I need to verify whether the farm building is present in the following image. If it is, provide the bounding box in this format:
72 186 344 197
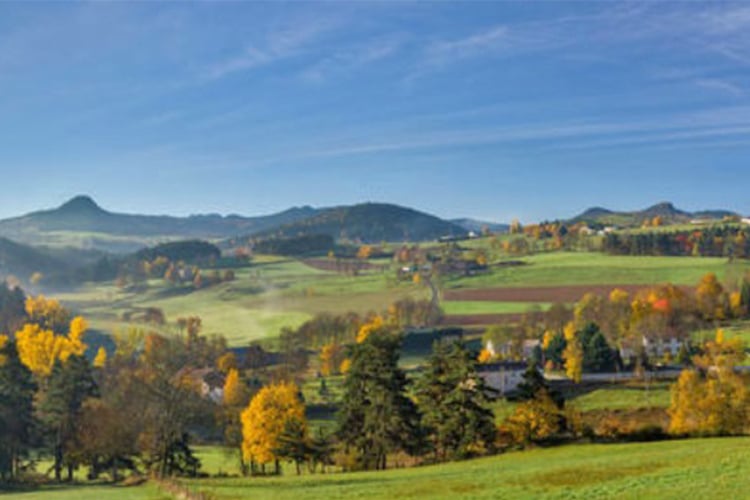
619 336 683 361
485 339 540 360
177 368 226 404
477 361 528 395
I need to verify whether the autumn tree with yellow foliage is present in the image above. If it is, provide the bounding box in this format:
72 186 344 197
220 368 251 472
562 322 582 383
93 347 107 368
477 347 494 364
502 390 564 445
15 311 88 379
319 342 344 376
356 315 385 343
240 381 306 474
24 295 71 334
668 330 749 436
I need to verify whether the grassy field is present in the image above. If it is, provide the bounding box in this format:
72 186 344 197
55 258 425 346
445 252 750 289
571 383 672 411
487 382 673 422
181 437 750 499
442 301 552 315
52 251 750 346
0 483 167 500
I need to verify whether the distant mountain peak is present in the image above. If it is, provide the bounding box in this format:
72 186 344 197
569 201 737 227
642 201 687 217
57 195 105 214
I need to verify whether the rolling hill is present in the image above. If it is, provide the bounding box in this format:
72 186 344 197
569 202 741 227
248 203 466 244
0 237 68 281
0 196 469 254
450 218 509 234
0 196 320 253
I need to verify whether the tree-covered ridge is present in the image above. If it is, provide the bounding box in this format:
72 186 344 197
569 201 741 227
252 234 335 257
252 202 466 243
0 196 319 252
0 197 472 254
603 225 750 257
0 237 67 280
134 240 221 264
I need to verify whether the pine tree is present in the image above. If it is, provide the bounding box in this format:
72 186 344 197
740 277 750 318
415 341 496 461
0 340 36 483
39 355 98 482
308 428 334 474
583 330 615 373
273 418 310 475
337 330 423 470
543 332 566 367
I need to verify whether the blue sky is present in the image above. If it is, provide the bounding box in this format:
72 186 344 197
1 2 749 222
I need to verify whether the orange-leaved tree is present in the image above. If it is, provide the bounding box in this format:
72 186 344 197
240 381 306 473
668 329 749 435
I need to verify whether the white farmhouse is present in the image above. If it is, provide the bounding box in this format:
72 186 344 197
485 339 540 360
619 336 683 360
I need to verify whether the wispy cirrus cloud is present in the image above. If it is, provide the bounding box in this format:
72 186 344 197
273 104 750 162
695 78 744 97
300 34 404 83
203 17 339 80
424 25 509 65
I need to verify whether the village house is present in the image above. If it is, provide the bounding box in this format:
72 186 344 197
619 336 683 361
477 361 528 395
176 367 226 404
485 339 540 360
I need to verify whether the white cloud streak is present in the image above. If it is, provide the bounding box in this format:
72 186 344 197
279 105 750 161
203 17 339 80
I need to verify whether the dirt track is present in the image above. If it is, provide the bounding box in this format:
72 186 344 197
443 284 689 303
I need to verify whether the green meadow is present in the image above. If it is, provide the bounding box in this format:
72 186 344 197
445 251 750 289
0 483 167 500
441 301 552 315
53 251 750 347
180 437 750 500
56 258 425 346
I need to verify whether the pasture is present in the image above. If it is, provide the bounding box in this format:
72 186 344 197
53 251 750 345
444 252 750 289
181 437 750 499
0 483 166 500
55 257 425 346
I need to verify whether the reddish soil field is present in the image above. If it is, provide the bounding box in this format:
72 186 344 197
443 284 690 303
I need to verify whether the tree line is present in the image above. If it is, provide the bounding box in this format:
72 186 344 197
0 287 226 484
602 226 750 258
